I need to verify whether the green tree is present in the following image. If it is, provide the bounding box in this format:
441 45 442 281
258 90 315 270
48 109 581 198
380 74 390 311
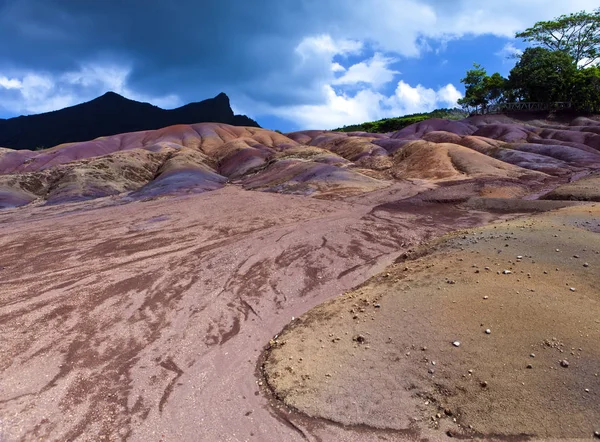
508 47 576 102
571 67 600 112
458 64 507 112
516 9 600 67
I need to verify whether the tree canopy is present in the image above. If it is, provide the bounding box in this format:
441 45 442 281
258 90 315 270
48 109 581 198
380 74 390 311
507 47 576 102
457 65 507 113
515 9 600 67
458 8 600 114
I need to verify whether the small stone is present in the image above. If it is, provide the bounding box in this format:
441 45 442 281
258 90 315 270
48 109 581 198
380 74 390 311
560 360 570 368
353 334 366 344
556 249 560 252
594 430 600 439
526 364 533 369
570 287 576 292
374 303 381 308
573 255 580 258
585 388 590 393
485 329 491 335
517 255 523 259
468 369 473 374
503 270 512 274
583 263 589 267
453 341 461 347
428 368 435 374
530 353 535 358
480 381 488 388
483 296 489 300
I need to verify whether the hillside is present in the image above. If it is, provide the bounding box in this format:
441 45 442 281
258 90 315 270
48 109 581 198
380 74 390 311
0 92 260 150
334 108 468 133
1 113 600 441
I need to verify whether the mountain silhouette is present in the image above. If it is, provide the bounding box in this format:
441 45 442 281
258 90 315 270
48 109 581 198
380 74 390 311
0 92 260 150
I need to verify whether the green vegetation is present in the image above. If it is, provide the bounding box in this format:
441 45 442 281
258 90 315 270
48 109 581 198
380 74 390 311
516 10 600 67
459 8 600 114
334 108 468 133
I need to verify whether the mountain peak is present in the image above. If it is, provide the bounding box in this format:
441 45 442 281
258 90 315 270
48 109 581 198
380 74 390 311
0 91 260 150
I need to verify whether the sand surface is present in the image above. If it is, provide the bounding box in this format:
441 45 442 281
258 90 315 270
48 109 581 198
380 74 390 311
0 182 534 441
264 204 600 441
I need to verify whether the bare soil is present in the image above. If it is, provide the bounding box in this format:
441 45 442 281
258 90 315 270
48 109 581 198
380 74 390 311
263 204 600 441
0 182 528 442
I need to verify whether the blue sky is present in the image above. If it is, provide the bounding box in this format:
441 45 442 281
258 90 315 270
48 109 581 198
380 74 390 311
0 0 597 132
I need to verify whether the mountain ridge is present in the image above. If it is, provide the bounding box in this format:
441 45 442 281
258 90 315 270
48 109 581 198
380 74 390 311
0 92 260 150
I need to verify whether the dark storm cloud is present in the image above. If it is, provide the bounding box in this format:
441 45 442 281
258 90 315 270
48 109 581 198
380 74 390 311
0 0 337 106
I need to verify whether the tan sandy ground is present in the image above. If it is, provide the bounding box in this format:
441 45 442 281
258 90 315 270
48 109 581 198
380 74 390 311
263 204 600 441
543 172 600 202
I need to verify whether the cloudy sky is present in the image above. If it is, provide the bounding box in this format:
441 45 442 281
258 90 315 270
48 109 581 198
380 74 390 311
0 1 597 131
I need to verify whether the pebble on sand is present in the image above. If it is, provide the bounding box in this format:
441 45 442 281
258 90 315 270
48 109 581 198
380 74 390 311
485 329 491 335
560 360 570 368
453 341 461 347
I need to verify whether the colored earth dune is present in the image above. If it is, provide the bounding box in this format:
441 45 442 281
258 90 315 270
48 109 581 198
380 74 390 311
0 113 599 441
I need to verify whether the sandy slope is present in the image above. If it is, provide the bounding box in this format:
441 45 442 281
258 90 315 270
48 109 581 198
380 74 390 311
263 204 600 440
0 181 533 442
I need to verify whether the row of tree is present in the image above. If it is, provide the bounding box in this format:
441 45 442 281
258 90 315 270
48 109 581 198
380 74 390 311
459 9 600 114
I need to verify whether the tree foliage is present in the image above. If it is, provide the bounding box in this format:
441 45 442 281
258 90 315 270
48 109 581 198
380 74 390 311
458 8 600 114
507 47 576 102
515 9 600 67
571 67 600 112
457 65 507 112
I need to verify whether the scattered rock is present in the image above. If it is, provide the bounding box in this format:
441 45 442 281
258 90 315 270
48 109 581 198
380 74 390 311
485 329 491 335
453 341 461 347
353 334 366 344
503 270 512 274
480 381 488 388
560 360 570 368
570 287 576 292
526 364 533 369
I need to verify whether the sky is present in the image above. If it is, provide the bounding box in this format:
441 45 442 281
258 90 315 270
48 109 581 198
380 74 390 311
0 0 598 132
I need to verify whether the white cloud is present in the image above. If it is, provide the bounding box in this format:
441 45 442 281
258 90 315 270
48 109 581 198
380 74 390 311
496 42 523 61
265 80 462 130
437 84 463 107
295 35 363 60
0 76 22 89
0 64 181 115
333 53 400 88
331 62 346 73
324 0 600 56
